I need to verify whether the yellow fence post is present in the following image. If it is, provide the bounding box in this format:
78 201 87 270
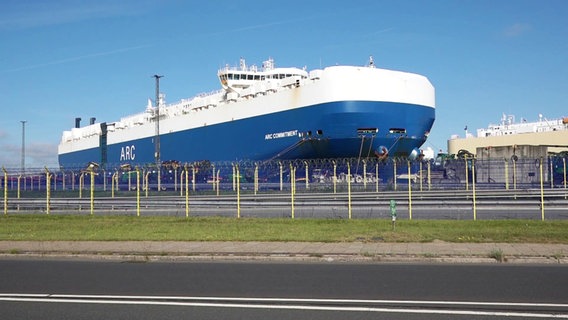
347 161 352 219
236 165 241 219
80 172 85 199
464 157 469 191
504 158 509 190
185 164 189 218
89 168 95 216
192 165 196 192
212 164 216 191
393 160 397 191
145 171 150 198
472 159 477 221
174 166 178 192
136 166 140 217
563 158 567 200
111 172 117 198
419 160 423 192
44 167 51 215
304 161 309 190
17 175 21 199
363 160 367 190
539 157 545 221
375 162 379 193
333 161 337 194
279 161 283 192
2 167 7 215
513 157 517 191
407 160 412 220
216 169 220 196
290 164 295 219
254 163 258 195
427 160 431 191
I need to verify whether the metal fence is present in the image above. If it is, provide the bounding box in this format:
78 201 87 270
1 156 567 219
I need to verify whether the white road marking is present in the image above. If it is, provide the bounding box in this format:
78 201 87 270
0 294 567 318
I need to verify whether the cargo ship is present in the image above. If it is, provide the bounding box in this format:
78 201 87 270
58 57 436 169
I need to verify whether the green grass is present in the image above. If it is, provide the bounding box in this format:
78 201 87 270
1 215 567 243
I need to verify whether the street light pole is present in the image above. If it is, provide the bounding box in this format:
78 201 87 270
21 120 26 175
153 75 163 191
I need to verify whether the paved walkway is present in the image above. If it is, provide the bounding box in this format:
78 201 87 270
1 241 567 263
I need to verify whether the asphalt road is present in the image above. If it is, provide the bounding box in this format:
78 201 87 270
1 259 567 319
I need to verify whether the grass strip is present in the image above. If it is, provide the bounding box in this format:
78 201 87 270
0 215 567 243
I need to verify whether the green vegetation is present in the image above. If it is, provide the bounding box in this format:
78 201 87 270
0 215 567 243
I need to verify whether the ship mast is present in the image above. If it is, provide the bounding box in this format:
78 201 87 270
153 74 163 191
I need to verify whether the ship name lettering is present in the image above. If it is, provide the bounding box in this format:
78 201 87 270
265 130 298 140
120 145 136 161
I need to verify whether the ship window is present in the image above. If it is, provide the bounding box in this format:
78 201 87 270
254 75 260 80
261 75 265 80
317 129 323 135
228 74 233 80
248 74 253 80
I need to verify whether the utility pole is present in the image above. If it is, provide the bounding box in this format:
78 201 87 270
21 120 26 175
153 75 163 191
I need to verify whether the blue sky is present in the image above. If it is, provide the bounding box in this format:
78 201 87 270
1 0 567 168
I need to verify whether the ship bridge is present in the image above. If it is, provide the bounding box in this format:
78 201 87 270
218 57 308 93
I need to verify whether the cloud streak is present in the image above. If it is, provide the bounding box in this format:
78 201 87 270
0 0 157 30
1 44 153 73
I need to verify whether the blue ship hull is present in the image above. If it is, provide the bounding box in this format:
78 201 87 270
58 100 434 169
